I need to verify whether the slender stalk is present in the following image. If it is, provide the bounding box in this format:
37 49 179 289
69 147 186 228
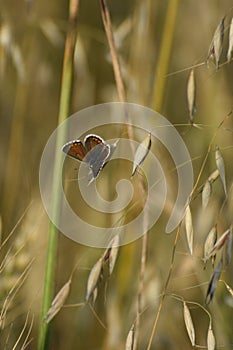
99 2 149 349
151 0 180 112
100 0 126 103
37 1 80 349
147 225 180 350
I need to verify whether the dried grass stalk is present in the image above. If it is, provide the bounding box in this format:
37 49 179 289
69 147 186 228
183 302 195 346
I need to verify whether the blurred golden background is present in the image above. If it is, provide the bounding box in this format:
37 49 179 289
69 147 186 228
0 0 233 349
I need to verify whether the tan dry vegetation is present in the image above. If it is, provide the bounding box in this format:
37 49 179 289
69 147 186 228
0 1 233 349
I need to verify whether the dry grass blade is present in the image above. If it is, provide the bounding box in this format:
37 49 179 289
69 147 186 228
187 68 196 123
185 205 193 255
202 180 212 209
183 302 195 346
207 17 225 69
215 146 227 197
132 133 151 176
227 17 233 62
207 322 215 350
21 314 34 350
125 324 134 350
205 260 222 304
208 227 230 258
0 259 33 329
12 312 30 350
99 0 126 103
86 257 103 302
203 225 217 265
45 279 71 323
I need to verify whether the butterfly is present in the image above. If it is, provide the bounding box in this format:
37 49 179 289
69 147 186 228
62 134 117 183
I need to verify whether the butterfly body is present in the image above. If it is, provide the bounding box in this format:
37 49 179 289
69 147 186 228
62 134 116 182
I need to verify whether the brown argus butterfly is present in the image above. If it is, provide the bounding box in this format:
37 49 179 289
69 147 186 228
62 134 117 183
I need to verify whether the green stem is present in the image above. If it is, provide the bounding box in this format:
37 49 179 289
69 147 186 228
151 0 180 112
37 1 80 349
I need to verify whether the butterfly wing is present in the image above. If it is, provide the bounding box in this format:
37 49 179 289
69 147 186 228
62 140 87 161
84 134 105 152
86 144 111 179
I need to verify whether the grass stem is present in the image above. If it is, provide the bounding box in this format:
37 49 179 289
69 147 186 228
37 1 80 349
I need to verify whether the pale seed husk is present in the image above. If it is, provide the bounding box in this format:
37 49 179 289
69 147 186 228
227 17 233 62
132 133 151 176
207 323 216 350
183 302 195 346
125 324 134 350
45 279 71 323
187 68 196 123
207 17 225 69
215 146 227 197
86 257 103 302
202 180 212 209
185 205 193 255
203 225 217 264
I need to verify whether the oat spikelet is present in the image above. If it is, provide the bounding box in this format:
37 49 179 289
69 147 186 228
125 324 134 350
215 146 227 197
45 279 71 323
209 228 230 258
203 225 217 265
132 133 151 176
208 169 219 183
185 205 193 255
227 17 233 62
226 226 232 266
187 68 196 123
183 302 195 346
207 17 225 69
207 322 216 350
206 260 222 304
202 180 212 209
107 234 120 275
86 257 103 302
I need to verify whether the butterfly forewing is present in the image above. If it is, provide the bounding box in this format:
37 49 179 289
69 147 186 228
62 141 87 161
84 135 104 151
